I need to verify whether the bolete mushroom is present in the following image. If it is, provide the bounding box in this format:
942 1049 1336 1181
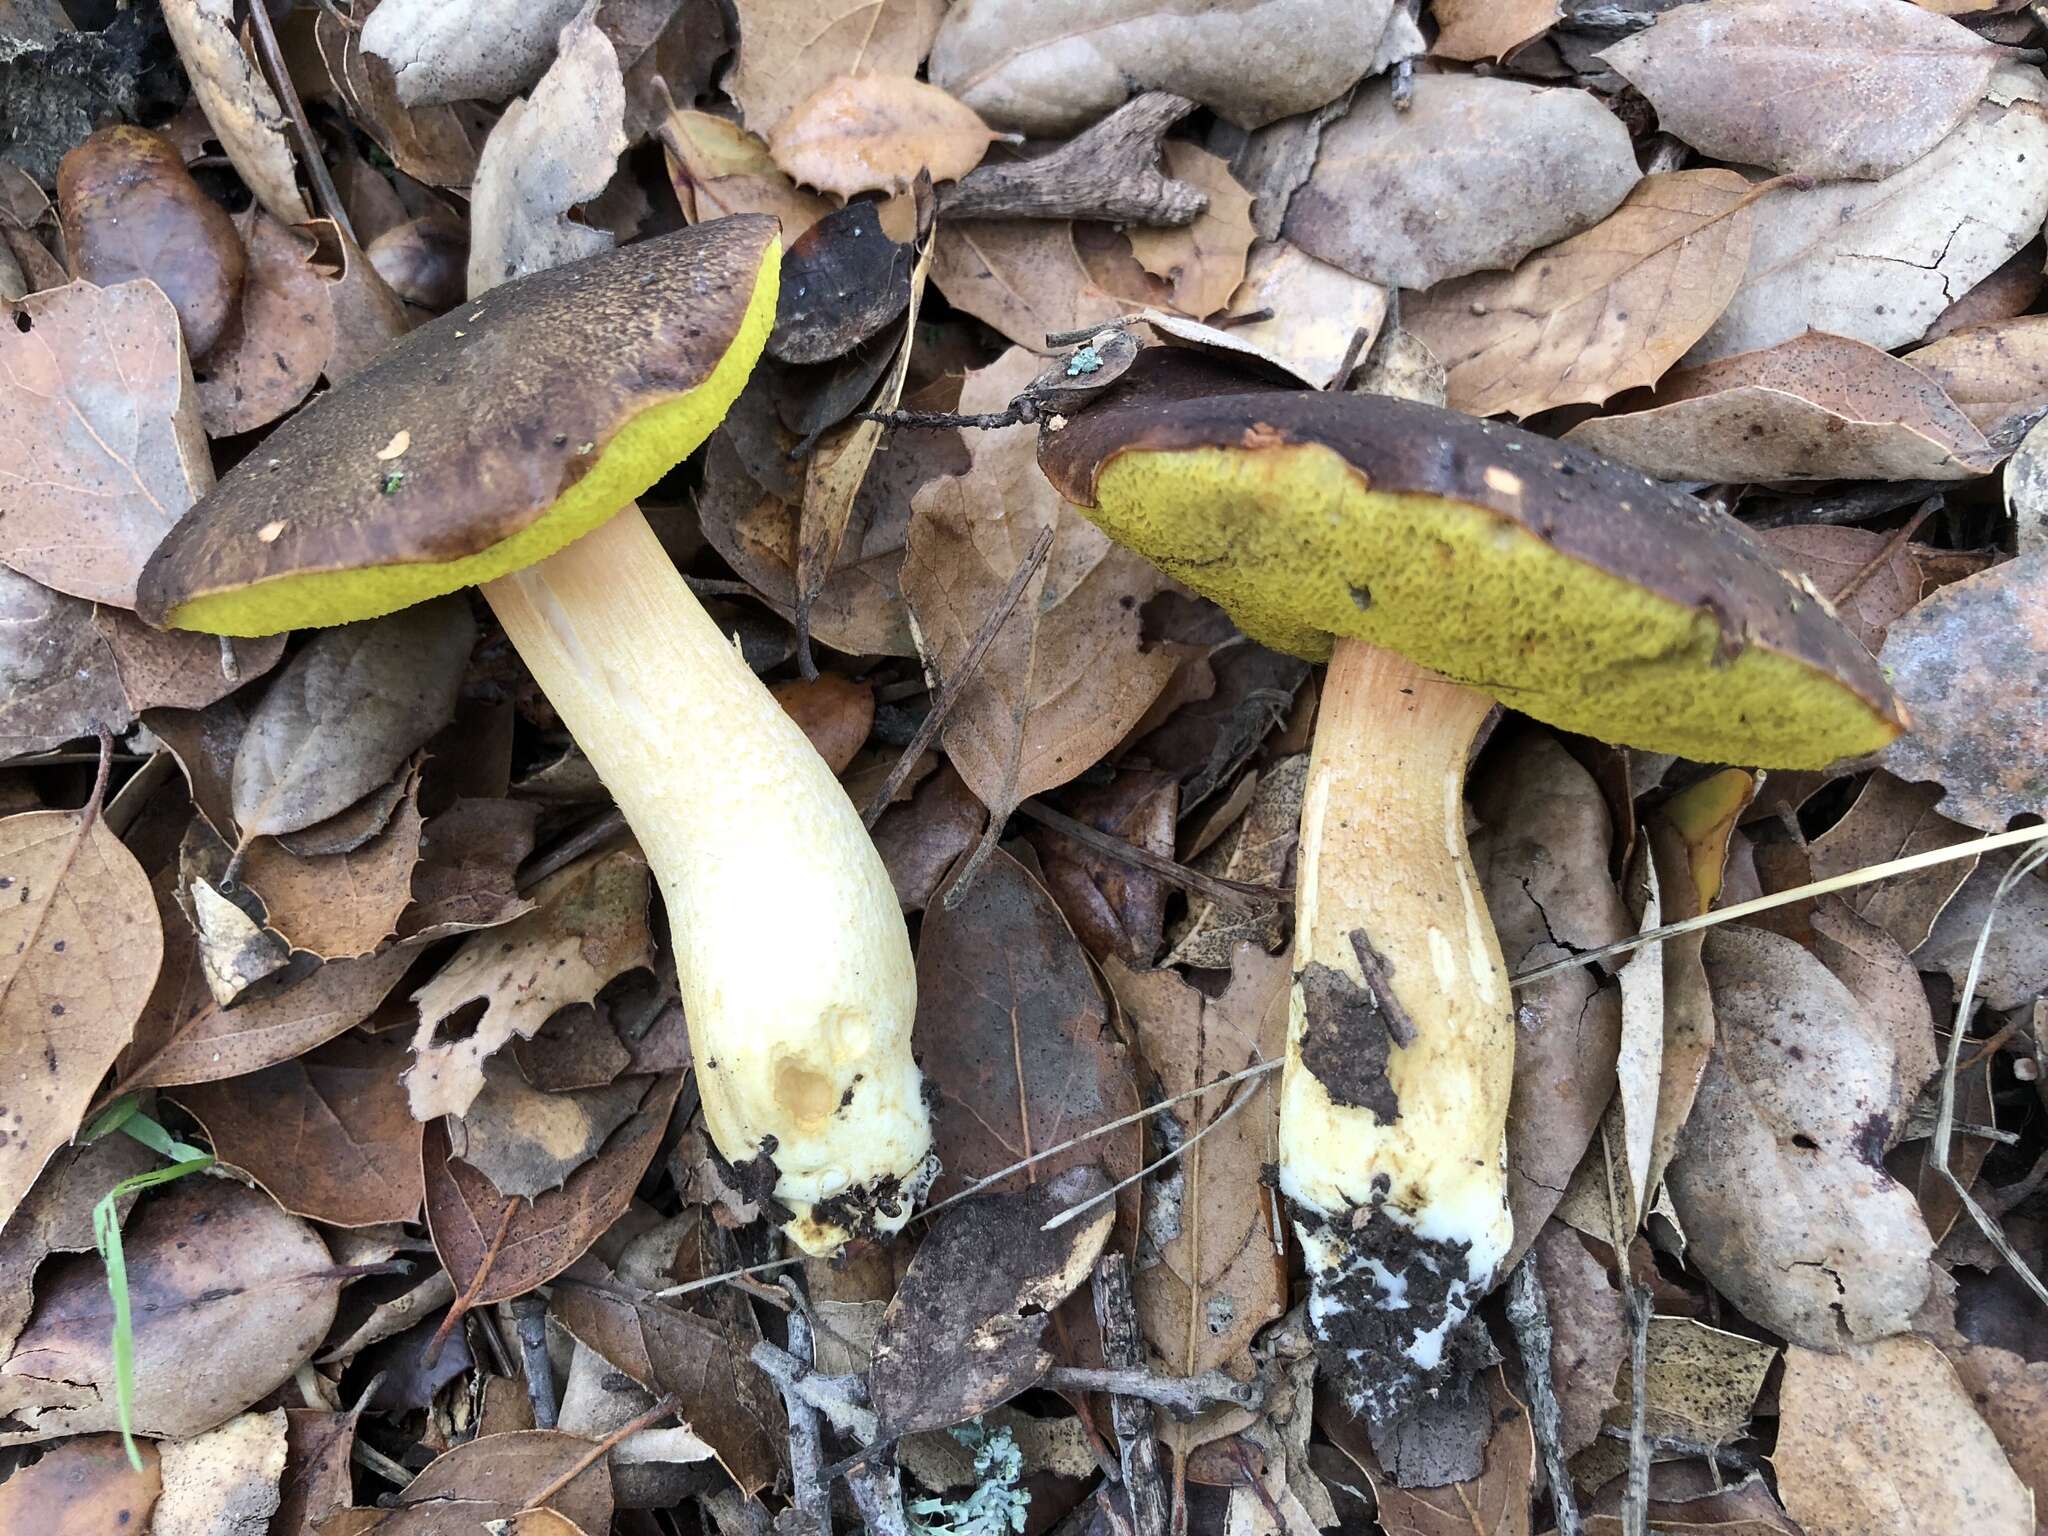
1037 349 1904 1416
137 217 934 1254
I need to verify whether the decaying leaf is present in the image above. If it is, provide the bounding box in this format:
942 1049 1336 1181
1665 926 1934 1347
0 1134 154 1365
360 0 585 107
1906 312 2048 437
1127 143 1256 319
1758 525 1938 654
1600 0 2003 181
661 107 831 236
869 1166 1116 1436
0 1432 161 1533
1809 771 1981 951
152 1408 288 1536
0 279 210 609
1431 0 1558 62
447 1061 650 1199
381 1429 615 1535
160 0 312 226
1408 170 1756 419
726 0 945 136
171 1034 426 1228
1165 756 1303 968
1531 1223 1625 1459
1689 66 2048 360
1331 1367 1536 1536
0 798 162 1226
1285 75 1640 291
930 220 1124 353
195 213 337 438
0 565 134 758
313 4 488 189
1879 551 2047 831
1219 239 1389 390
239 766 427 960
929 0 1399 135
1775 1336 2032 1536
1913 846 2048 1011
408 848 654 1119
0 1179 342 1444
1029 769 1179 965
771 74 997 198
1567 331 1998 482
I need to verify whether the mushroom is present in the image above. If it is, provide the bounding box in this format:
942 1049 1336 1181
137 217 934 1254
1037 349 1904 1416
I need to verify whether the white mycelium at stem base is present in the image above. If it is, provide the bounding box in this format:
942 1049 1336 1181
484 507 934 1255
1279 639 1514 1420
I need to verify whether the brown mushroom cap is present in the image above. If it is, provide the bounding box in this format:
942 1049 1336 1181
1038 349 1903 768
137 216 781 636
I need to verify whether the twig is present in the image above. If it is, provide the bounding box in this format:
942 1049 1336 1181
1511 823 2048 986
243 0 356 245
529 1395 680 1508
653 1254 806 1301
1015 798 1291 911
845 1454 913 1536
509 1295 557 1429
426 1198 518 1365
517 806 631 890
1595 1423 1758 1475
776 1296 832 1535
1830 498 1939 605
1093 1255 1170 1536
938 93 1207 224
351 1438 417 1488
1043 1070 1271 1231
1622 1282 1651 1536
862 525 1055 828
1040 1365 1263 1417
750 1340 880 1443
1506 1255 1583 1536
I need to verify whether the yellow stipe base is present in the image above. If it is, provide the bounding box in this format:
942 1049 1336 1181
1089 443 1897 769
168 240 782 637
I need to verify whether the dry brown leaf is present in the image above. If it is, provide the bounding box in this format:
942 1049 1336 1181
1531 1223 1625 1458
0 1179 341 1444
1880 551 2048 830
1906 312 2048 435
360 0 585 107
903 350 1177 826
1666 926 1934 1347
1758 525 1934 654
275 1408 358 1536
1689 67 2048 360
382 1430 614 1535
1285 74 1640 291
1431 0 1558 61
660 108 830 236
1602 0 2002 181
1029 769 1179 965
771 674 875 773
160 0 311 226
1809 772 1981 951
0 280 210 609
1127 143 1256 319
93 609 285 717
726 0 944 136
239 772 426 960
0 1135 154 1364
1334 1368 1536 1536
1566 331 1997 482
929 0 1400 135
1165 756 1304 968
930 219 1123 352
171 1034 426 1228
153 1409 288 1536
466 0 624 296
1103 946 1288 1457
771 74 997 197
195 210 338 438
0 1433 161 1536
1775 1336 2032 1536
1219 239 1389 389
315 5 487 189
313 218 415 385
0 799 162 1226
1615 1317 1775 1446
1944 1343 2048 1526
1407 170 1756 419
1913 846 2048 1010
408 848 654 1119
0 567 135 757
446 1061 650 1199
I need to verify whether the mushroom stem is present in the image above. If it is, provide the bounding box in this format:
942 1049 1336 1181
1280 638 1513 1420
482 506 933 1254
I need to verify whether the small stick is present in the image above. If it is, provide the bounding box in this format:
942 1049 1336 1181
845 1454 913 1536
1040 1365 1262 1417
776 1300 832 1535
863 525 1055 828
1093 1255 1170 1536
1015 798 1291 910
653 1255 806 1301
426 1198 519 1365
938 93 1206 225
527 1395 679 1509
243 0 357 246
1506 1254 1583 1536
750 1339 881 1443
1595 1423 1757 1474
509 1294 557 1429
518 806 631 890
1622 1281 1651 1536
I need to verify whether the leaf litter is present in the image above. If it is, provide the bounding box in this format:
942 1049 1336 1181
0 2 2046 1532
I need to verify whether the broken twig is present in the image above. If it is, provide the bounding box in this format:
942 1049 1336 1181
938 93 1207 225
1093 1255 1170 1536
1506 1254 1584 1536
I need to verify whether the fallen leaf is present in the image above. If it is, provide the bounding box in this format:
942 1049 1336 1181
1806 899 1938 1129
1913 846 2048 1010
159 0 312 226
1879 551 2047 830
1665 926 1934 1347
1285 75 1640 291
550 1252 784 1496
92 609 285 716
1030 769 1180 965
1332 1368 1535 1536
768 202 915 365
315 5 487 189
726 0 944 136
153 1408 288 1536
929 0 1399 134
1613 1316 1775 1446
401 797 541 939
408 848 654 1120
366 216 469 313
384 1429 614 1535
1408 170 1756 419
1775 1336 2032 1536
1585 1475 1799 1536
420 1074 680 1304
930 220 1123 353
466 0 624 296
1218 239 1389 389
1688 67 2048 360
447 1061 650 1199
0 1133 155 1360
1531 1223 1625 1458
58 124 245 358
172 1034 426 1227
1809 771 1981 951
1943 1343 2048 1527
0 279 210 608
0 1433 161 1536
1431 0 1558 61
772 74 997 197
1165 755 1303 969
660 108 831 236
1758 525 1933 653
871 758 986 910
0 1178 342 1444
1127 144 1256 318
904 350 1177 828
1603 0 2002 181
1905 312 2048 436
232 598 474 843
0 566 135 757
771 673 876 773
1103 945 1288 1456
0 797 161 1226
275 1408 358 1536
312 217 415 385
868 1166 1116 1436
1565 331 1997 482
360 0 584 107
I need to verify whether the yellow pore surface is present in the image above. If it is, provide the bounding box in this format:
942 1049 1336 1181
1088 442 1898 769
168 241 782 636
